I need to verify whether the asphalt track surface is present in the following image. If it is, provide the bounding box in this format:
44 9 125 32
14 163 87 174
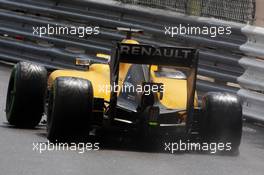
0 63 264 175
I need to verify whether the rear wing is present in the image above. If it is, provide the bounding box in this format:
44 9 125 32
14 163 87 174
109 43 199 128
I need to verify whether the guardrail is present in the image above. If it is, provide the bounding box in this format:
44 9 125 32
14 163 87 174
238 25 264 122
6 0 264 119
0 0 246 97
1 0 262 122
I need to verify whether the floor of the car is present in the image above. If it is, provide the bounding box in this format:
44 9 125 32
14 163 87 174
156 102 185 114
117 97 138 112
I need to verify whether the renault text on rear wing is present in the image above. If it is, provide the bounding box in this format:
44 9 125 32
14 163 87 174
117 43 198 67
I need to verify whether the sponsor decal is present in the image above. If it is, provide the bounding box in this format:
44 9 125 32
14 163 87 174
119 44 194 60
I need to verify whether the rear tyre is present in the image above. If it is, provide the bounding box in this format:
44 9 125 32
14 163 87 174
5 62 47 128
201 92 242 154
47 77 94 142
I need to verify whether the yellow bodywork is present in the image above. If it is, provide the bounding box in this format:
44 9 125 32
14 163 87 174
48 39 198 112
48 64 111 101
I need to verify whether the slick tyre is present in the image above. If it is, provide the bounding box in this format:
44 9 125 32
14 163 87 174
5 62 47 128
47 77 94 142
201 92 242 154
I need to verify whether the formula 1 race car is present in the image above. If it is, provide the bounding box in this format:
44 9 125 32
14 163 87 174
5 28 242 153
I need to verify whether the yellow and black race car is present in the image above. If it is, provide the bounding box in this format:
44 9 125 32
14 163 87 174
5 28 242 153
